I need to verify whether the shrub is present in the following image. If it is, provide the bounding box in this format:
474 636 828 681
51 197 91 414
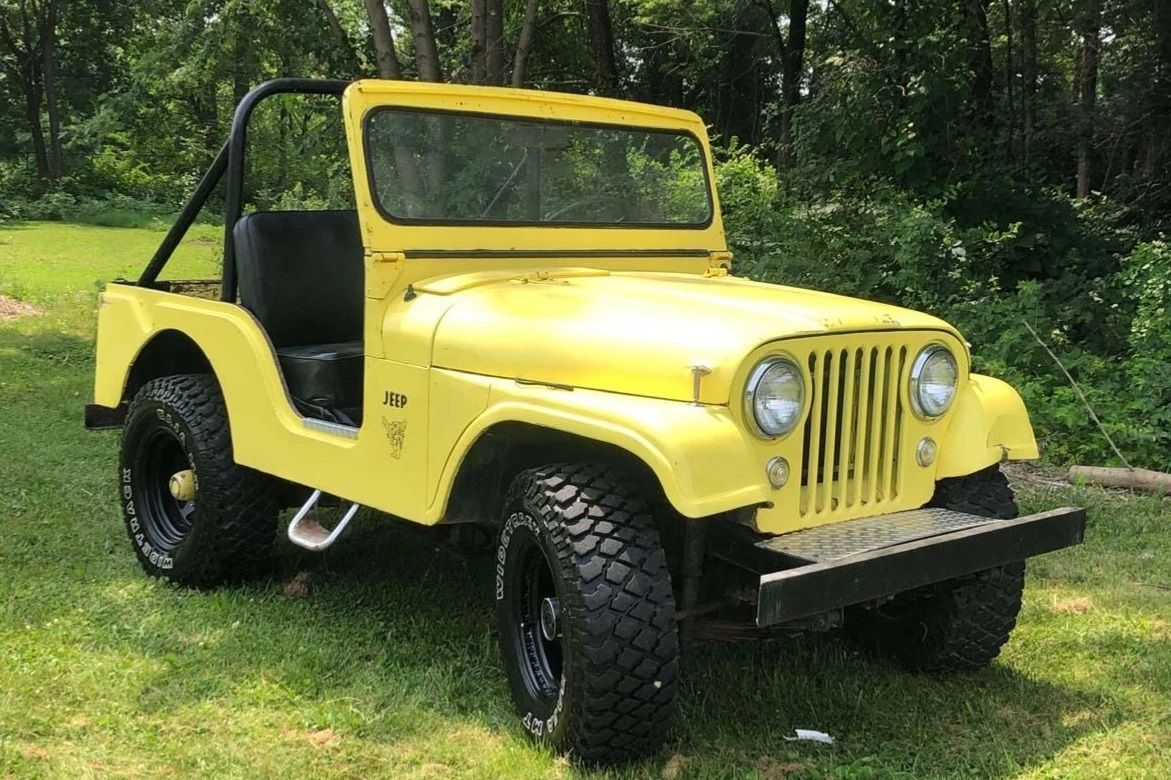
717 147 1171 471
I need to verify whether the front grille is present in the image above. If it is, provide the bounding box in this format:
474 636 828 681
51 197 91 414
799 343 908 518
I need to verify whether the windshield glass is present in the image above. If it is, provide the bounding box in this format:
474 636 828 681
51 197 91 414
365 109 712 227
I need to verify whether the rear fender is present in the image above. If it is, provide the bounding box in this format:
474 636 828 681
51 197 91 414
93 285 298 437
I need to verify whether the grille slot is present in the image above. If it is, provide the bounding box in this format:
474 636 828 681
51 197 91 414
799 344 907 518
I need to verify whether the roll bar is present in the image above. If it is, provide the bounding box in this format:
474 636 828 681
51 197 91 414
136 78 352 302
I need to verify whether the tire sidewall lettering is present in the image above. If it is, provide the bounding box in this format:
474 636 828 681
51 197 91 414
497 508 569 740
522 681 565 740
496 511 543 602
122 404 190 572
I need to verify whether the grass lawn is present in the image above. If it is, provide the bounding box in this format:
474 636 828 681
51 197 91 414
1 220 1168 779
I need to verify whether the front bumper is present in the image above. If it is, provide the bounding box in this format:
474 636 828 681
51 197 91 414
741 506 1086 627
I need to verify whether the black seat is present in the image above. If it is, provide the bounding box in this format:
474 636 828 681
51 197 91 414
233 210 364 422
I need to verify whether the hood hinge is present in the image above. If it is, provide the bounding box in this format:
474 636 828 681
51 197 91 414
366 251 405 299
706 251 732 276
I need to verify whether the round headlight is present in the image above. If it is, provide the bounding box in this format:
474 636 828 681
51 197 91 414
745 357 805 438
910 345 958 418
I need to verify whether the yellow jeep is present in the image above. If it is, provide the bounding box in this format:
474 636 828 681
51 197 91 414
88 79 1085 764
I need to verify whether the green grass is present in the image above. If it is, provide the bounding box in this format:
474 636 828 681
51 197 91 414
1 220 1169 779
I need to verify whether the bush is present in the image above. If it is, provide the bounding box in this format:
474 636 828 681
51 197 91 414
717 147 1171 471
0 190 183 228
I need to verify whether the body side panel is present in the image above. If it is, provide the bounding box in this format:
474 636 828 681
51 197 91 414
94 286 433 519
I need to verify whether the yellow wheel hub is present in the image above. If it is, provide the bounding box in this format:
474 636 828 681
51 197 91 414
168 469 195 501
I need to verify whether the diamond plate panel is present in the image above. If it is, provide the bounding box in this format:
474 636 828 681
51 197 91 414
757 507 1001 563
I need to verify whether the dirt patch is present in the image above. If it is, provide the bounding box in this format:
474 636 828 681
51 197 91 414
282 570 314 599
1051 596 1093 614
282 727 338 748
1002 461 1071 491
752 756 812 779
0 294 42 320
661 753 688 779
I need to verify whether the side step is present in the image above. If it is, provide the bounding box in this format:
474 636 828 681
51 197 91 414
287 489 361 552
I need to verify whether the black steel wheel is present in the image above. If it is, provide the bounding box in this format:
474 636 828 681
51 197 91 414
501 519 565 711
495 464 679 765
119 374 278 587
130 425 196 554
846 464 1026 672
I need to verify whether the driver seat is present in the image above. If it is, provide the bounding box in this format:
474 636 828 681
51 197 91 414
233 210 365 424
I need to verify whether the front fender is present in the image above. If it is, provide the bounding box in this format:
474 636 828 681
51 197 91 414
935 373 1039 478
430 378 771 521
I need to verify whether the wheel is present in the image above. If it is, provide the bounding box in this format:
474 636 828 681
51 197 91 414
495 464 679 764
845 464 1026 673
119 374 278 587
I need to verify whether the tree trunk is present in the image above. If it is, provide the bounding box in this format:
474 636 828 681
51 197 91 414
41 0 61 180
361 0 427 209
1002 0 1017 157
965 0 994 114
1020 0 1038 154
400 1 446 189
585 0 619 94
363 0 403 78
230 3 251 105
1068 466 1171 496
1144 0 1171 179
779 0 808 160
317 0 362 75
404 0 444 82
644 45 683 106
22 83 50 180
0 3 49 180
892 0 910 95
511 0 541 88
469 0 487 83
484 0 505 85
199 82 220 164
1076 0 1102 198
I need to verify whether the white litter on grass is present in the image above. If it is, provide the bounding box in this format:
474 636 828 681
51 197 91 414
784 729 835 745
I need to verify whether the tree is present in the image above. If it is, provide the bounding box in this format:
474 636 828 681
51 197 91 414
963 0 994 114
363 0 402 78
1076 0 1102 198
0 0 59 180
404 0 444 82
755 0 809 159
585 0 619 93
357 0 544 88
512 0 541 87
1020 0 1038 154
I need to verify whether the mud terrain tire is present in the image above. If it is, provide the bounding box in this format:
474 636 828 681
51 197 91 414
119 374 277 587
496 463 679 764
846 465 1026 672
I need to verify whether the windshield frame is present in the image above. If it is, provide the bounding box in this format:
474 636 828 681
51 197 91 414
361 105 715 230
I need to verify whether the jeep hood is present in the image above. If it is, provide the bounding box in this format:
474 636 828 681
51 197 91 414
425 270 960 404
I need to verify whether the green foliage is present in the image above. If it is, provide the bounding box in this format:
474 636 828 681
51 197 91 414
0 190 180 228
719 146 1171 470
1 0 1168 469
2 220 1170 775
